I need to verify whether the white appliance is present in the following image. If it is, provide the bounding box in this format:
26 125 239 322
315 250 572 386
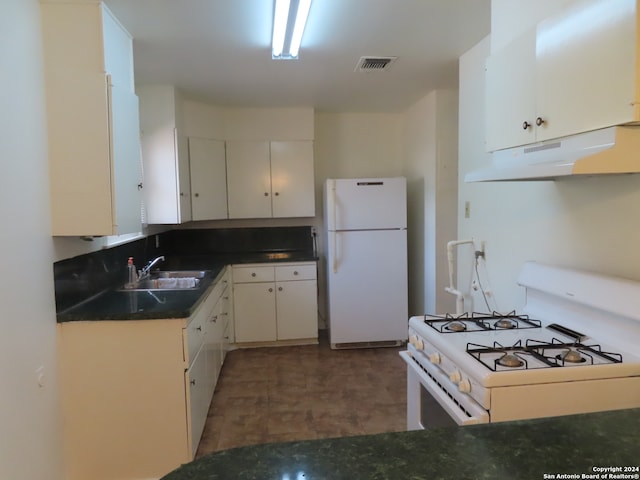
465 125 640 182
324 177 408 349
401 262 640 428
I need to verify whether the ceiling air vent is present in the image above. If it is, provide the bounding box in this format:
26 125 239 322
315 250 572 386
355 56 397 72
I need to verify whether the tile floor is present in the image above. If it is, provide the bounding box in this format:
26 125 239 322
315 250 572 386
195 332 407 456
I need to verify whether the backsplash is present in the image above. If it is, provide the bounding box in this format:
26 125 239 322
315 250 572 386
164 226 314 254
53 226 314 313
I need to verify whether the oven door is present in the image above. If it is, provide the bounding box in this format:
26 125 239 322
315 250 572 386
400 351 489 429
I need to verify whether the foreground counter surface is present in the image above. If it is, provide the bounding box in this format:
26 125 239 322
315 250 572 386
161 408 640 480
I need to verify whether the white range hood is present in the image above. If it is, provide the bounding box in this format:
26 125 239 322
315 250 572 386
465 126 640 182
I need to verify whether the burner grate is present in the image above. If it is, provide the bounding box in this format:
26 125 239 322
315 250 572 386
423 311 541 333
467 338 623 371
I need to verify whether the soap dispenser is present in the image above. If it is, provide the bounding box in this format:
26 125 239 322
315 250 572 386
126 257 138 288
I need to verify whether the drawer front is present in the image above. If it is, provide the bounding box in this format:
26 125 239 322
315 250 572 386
233 266 275 283
275 264 316 281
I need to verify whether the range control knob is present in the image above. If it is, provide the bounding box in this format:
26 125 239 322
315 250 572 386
414 337 424 350
458 379 472 393
449 370 462 384
428 352 441 365
409 334 418 347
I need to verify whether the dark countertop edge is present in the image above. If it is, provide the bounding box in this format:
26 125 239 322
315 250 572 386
56 251 318 323
160 407 640 479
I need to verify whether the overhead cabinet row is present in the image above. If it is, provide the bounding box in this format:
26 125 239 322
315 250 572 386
138 86 315 223
485 0 640 152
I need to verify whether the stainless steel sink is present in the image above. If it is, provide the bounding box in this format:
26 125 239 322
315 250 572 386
120 270 210 291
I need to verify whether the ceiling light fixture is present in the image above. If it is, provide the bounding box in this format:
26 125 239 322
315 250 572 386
272 0 312 60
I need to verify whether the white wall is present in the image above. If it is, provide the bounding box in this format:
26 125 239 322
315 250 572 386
0 1 65 478
458 1 640 314
403 90 459 315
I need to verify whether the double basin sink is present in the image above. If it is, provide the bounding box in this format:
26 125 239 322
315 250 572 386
121 270 210 292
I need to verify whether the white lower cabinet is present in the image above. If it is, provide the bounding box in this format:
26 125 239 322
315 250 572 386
186 344 208 457
57 267 231 480
233 262 318 344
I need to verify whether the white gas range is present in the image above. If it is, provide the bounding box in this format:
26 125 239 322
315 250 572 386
401 262 640 428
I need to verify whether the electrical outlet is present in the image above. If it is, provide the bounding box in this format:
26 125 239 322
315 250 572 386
464 201 471 218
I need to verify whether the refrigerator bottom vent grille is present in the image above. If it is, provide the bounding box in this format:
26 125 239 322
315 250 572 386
331 340 404 350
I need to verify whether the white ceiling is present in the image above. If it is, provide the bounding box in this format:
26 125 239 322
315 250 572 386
104 0 491 113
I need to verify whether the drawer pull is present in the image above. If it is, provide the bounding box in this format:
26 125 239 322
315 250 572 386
278 286 283 291
251 272 256 277
268 287 273 292
293 271 299 275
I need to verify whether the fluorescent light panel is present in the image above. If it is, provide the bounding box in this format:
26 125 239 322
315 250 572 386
272 0 312 59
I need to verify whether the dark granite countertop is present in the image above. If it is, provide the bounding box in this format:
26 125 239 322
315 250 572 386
161 408 640 480
57 251 317 322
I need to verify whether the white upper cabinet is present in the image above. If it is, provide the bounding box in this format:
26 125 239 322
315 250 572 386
270 141 316 218
485 0 640 152
226 141 272 218
41 2 142 236
226 140 315 219
535 0 638 141
188 137 228 221
485 29 537 151
138 85 192 224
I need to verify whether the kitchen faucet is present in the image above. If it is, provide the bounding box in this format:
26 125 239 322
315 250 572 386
139 256 165 279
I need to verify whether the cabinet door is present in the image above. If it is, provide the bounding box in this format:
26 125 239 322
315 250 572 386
270 141 315 217
485 28 537 151
102 4 134 90
226 141 272 218
109 82 143 234
535 0 637 141
276 279 318 340
233 283 276 342
189 137 228 220
186 346 208 458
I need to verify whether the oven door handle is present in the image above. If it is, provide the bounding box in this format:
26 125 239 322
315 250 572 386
401 351 489 426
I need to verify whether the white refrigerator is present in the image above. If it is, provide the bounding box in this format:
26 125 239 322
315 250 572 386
324 177 408 348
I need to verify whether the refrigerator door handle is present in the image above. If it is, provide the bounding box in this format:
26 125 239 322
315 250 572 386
332 231 338 273
330 180 339 273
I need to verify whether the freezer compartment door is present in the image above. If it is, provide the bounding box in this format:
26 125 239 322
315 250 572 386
327 229 408 345
325 177 406 231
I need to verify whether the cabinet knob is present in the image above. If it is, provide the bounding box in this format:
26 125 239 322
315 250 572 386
522 121 531 130
180 192 184 197
268 287 273 292
251 272 256 277
293 270 299 275
264 192 269 196
137 182 143 190
536 116 546 126
211 315 217 323
274 192 280 196
190 379 196 386
196 326 202 331
278 286 283 291
194 193 200 197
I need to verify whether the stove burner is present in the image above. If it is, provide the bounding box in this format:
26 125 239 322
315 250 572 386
446 321 467 332
557 349 586 364
495 319 516 329
497 353 525 368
